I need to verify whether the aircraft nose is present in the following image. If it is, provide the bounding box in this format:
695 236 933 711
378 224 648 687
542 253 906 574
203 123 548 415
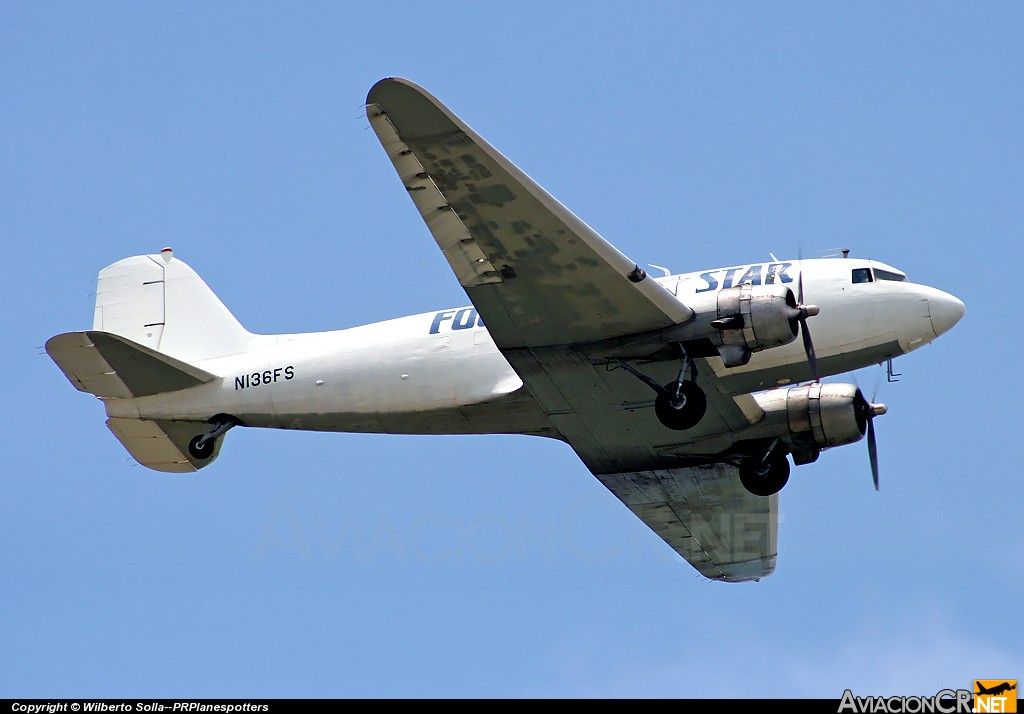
928 290 965 337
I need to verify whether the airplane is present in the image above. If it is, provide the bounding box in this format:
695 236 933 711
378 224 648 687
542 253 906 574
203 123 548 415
976 683 1017 697
45 78 965 583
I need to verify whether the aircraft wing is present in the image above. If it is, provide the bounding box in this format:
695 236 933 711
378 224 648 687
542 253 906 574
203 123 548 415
366 78 693 349
366 78 774 581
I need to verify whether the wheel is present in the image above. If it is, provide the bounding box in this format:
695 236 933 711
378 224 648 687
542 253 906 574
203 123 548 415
188 434 215 460
739 452 791 496
654 380 707 430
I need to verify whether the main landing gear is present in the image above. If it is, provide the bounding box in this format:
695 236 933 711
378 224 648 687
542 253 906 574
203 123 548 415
617 345 707 431
738 439 790 496
616 350 791 496
187 415 239 460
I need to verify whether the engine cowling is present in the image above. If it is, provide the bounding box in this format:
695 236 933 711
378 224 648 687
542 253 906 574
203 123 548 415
712 284 799 366
788 383 868 464
754 383 868 464
786 382 866 446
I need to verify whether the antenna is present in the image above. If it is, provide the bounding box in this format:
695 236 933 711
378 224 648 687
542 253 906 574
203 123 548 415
819 247 851 259
648 264 672 277
769 252 779 262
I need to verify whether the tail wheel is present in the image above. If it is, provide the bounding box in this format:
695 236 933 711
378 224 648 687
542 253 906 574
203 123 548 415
187 415 239 461
188 435 216 460
739 452 791 496
654 380 707 430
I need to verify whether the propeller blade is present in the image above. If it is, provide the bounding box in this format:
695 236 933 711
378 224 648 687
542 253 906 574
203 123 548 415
800 317 819 383
793 256 821 382
871 371 883 405
867 417 879 490
855 387 885 491
797 260 805 306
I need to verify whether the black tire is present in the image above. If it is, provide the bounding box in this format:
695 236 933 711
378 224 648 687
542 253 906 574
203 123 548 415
188 434 215 460
654 380 707 430
739 452 791 496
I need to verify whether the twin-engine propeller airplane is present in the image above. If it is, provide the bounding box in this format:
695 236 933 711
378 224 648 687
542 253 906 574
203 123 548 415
46 78 964 582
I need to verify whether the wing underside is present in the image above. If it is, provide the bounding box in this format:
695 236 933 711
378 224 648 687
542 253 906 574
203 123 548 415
598 464 777 582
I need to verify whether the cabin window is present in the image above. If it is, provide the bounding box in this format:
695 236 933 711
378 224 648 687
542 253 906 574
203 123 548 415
852 268 873 284
875 269 908 282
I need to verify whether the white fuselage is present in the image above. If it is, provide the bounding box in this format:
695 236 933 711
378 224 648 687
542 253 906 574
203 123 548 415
104 258 962 437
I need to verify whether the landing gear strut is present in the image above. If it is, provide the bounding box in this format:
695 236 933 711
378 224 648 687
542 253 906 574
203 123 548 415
617 345 707 431
188 416 239 460
739 440 791 496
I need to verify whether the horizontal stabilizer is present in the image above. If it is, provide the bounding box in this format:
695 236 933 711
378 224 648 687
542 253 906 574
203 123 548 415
46 331 217 399
107 417 224 472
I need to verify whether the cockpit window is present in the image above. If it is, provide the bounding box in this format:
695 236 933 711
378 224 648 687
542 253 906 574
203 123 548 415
852 268 873 284
875 269 907 282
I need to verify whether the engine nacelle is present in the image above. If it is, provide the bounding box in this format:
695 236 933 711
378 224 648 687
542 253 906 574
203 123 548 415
786 382 866 448
710 284 799 366
755 383 867 464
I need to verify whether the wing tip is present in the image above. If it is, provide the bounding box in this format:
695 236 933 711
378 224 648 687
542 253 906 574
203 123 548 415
366 76 422 106
365 78 462 141
708 554 778 583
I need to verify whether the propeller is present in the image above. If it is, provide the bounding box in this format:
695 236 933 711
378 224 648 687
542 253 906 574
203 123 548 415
853 387 887 490
790 257 821 382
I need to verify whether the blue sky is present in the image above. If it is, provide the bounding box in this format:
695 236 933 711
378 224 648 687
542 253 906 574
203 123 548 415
3 2 1022 698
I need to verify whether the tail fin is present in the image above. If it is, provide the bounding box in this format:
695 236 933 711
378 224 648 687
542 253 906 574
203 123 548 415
92 248 253 364
48 248 248 472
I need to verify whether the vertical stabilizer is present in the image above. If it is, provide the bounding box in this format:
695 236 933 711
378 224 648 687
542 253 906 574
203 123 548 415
93 250 253 364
